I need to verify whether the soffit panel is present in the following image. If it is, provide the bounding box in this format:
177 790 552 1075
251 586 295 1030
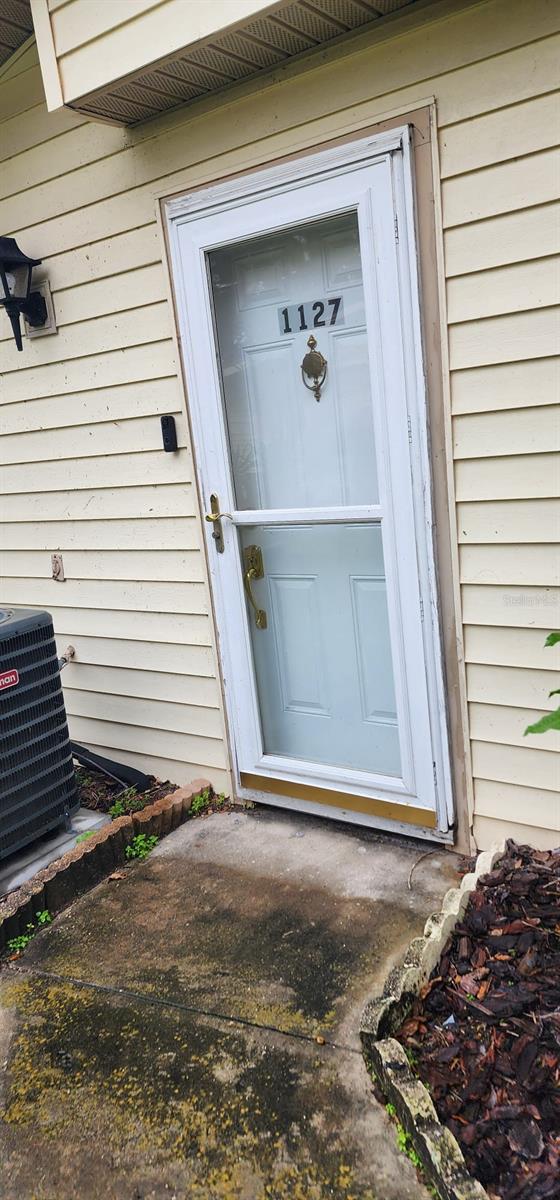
71 0 419 125
0 0 32 67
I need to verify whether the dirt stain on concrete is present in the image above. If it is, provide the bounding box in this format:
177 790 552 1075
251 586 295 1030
22 860 419 1039
1 974 384 1200
1 812 455 1198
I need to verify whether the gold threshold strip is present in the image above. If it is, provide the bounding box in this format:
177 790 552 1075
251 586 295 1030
240 773 437 829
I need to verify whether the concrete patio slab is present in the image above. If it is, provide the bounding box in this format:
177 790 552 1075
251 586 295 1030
0 806 459 1199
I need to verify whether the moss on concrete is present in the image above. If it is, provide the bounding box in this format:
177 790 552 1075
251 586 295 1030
22 859 415 1042
1 974 378 1199
1 811 457 1199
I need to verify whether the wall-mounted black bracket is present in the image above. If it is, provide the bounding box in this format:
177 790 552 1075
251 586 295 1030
160 413 178 452
24 290 48 328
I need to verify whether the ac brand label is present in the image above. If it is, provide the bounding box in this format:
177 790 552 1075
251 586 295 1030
0 668 19 691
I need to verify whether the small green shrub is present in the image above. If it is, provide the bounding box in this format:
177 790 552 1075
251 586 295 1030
75 770 93 787
395 1123 422 1170
109 787 144 819
76 830 95 843
6 910 52 955
125 833 158 861
7 933 33 953
524 631 560 735
191 788 212 815
385 1095 440 1196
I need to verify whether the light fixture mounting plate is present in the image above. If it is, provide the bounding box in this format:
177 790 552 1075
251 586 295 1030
24 279 57 339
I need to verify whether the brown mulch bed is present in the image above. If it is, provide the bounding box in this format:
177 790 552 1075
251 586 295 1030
75 764 179 815
397 840 560 1200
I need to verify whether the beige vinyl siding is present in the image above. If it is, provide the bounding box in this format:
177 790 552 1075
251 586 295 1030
1 0 559 840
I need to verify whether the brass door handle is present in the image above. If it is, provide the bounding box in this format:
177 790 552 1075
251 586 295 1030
204 493 231 553
243 545 267 630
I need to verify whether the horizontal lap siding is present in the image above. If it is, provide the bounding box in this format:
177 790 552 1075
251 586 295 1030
440 22 560 848
1 0 559 832
0 38 223 787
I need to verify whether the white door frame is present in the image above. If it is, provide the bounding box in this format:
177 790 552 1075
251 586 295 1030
166 127 454 841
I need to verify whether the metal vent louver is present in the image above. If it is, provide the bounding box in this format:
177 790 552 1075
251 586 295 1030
0 608 78 860
0 0 32 69
71 0 417 125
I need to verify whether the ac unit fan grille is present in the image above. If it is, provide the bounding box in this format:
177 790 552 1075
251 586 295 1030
0 691 67 741
0 608 79 859
3 749 75 812
0 622 54 658
0 781 76 857
2 718 70 778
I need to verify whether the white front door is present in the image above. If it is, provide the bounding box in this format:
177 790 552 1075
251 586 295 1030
167 129 453 839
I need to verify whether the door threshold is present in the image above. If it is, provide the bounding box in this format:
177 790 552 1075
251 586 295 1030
238 772 441 830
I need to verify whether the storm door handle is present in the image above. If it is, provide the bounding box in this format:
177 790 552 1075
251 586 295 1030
243 545 267 630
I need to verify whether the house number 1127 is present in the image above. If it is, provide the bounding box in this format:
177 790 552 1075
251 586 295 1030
278 296 343 335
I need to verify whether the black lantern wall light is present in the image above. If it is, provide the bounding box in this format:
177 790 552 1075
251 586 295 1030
0 236 49 351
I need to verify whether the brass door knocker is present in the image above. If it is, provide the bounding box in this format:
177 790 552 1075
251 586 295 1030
301 335 327 401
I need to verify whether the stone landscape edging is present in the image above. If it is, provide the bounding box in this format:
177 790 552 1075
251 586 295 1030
0 779 211 955
360 842 506 1200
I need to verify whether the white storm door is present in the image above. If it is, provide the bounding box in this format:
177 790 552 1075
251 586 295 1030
169 132 452 836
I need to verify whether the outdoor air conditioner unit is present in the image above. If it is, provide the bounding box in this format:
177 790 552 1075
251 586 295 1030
0 607 78 860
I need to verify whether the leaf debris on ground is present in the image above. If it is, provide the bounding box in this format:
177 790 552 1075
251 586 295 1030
75 765 178 813
397 840 560 1200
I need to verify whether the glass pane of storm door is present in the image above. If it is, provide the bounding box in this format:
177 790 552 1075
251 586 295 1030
208 214 401 777
208 212 379 509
